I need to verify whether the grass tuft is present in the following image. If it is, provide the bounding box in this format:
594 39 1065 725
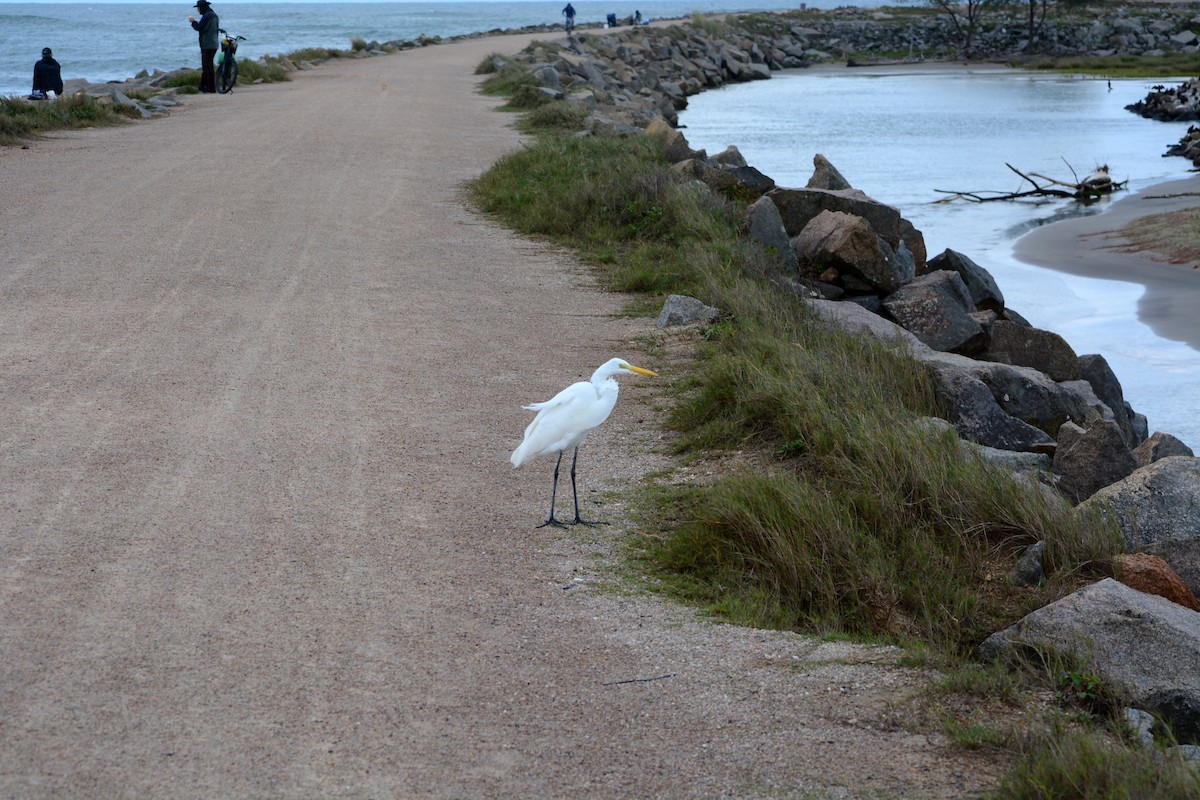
0 94 132 145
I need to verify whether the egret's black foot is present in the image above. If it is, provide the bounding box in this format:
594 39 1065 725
536 517 569 529
571 517 609 527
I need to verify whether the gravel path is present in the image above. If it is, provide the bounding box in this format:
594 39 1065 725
0 35 1002 798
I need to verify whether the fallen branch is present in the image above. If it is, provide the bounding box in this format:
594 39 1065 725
934 161 1126 203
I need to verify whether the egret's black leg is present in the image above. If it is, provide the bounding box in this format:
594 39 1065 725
536 450 568 528
569 446 608 527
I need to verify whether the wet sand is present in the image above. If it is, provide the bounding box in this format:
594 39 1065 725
1013 173 1200 350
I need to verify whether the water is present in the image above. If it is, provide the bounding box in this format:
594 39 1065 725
0 0 899 96
678 65 1200 448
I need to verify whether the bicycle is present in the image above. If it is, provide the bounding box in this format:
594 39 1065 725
216 28 245 94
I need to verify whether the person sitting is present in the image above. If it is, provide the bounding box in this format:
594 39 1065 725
31 47 64 99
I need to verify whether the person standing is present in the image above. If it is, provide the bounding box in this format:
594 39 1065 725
188 0 220 94
562 2 576 32
31 47 64 99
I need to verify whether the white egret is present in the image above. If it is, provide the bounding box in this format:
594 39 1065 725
511 358 657 527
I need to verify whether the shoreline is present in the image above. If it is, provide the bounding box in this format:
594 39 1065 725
1013 172 1200 350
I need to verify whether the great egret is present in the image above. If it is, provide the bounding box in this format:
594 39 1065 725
511 358 657 527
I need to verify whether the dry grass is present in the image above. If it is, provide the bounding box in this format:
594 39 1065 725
1117 208 1200 267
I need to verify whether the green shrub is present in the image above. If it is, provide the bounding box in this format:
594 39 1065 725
236 58 290 85
350 36 369 51
162 71 201 90
522 100 588 131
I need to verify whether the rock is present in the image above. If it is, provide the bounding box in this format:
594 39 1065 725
710 145 747 167
1115 553 1200 612
1078 353 1142 447
645 117 701 163
1076 457 1200 549
806 298 928 351
806 153 853 191
1133 432 1195 467
656 294 719 328
672 158 737 191
969 361 1095 437
769 186 902 245
716 163 776 197
924 249 1004 311
922 357 1056 453
791 211 910 293
1012 540 1046 586
978 578 1200 744
983 320 1080 381
745 196 799 273
1142 539 1200 600
881 271 985 354
1124 708 1157 748
1052 419 1138 504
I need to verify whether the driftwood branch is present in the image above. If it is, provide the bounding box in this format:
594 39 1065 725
934 161 1127 203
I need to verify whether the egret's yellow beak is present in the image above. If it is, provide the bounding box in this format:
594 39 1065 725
628 365 657 377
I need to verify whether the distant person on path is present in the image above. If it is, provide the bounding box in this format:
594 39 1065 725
30 47 63 99
188 0 220 94
562 2 576 31
634 10 642 24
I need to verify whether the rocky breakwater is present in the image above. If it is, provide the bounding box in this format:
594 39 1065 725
651 122 1200 747
1128 77 1200 168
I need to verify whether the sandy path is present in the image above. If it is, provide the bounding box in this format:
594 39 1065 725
0 37 999 798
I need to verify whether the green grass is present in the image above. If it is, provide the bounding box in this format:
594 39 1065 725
1017 52 1200 79
0 94 136 146
236 58 291 85
991 730 1200 799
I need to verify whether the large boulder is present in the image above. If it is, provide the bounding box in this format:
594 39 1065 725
882 271 985 354
657 294 719 328
806 298 928 351
1143 539 1200 600
1052 419 1138 504
645 117 702 163
791 211 912 293
925 249 1004 311
984 320 1081 382
745 196 800 273
806 153 853 191
922 357 1056 453
1116 553 1200 612
769 186 902 245
717 163 776 197
1134 431 1195 467
1078 353 1142 447
1076 456 1200 549
978 578 1200 744
967 361 1099 437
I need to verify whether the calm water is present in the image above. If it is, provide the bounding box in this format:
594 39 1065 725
680 66 1199 448
0 0 897 96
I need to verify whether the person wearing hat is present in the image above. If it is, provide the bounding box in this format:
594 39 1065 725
31 47 63 99
187 0 220 94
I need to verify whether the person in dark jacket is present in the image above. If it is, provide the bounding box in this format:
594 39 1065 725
188 0 220 93
31 47 64 98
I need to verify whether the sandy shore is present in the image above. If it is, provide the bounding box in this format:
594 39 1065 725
1013 172 1200 349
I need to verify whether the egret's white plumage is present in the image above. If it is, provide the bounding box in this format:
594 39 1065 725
512 358 657 526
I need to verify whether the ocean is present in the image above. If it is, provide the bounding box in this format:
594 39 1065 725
1 0 898 96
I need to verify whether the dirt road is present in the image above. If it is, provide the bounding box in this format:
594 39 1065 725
0 36 999 798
